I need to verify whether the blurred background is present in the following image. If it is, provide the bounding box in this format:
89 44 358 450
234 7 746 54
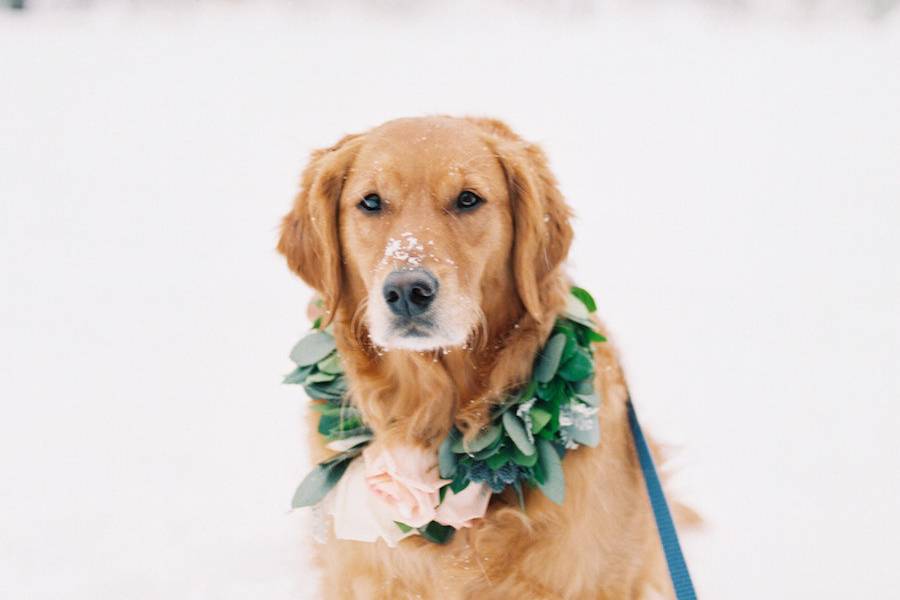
2 1 899 598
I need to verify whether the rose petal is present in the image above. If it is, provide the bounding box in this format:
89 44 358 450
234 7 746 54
434 482 491 529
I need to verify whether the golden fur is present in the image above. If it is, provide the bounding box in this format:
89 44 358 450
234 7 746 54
278 116 690 599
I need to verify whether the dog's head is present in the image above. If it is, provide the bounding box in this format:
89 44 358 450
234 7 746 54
279 116 572 352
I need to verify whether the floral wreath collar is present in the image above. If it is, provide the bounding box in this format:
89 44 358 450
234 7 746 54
284 286 605 546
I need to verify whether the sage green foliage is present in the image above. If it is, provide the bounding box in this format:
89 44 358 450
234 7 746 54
291 446 362 508
439 286 605 510
284 286 606 542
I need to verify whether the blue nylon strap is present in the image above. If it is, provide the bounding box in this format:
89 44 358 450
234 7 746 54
626 399 697 600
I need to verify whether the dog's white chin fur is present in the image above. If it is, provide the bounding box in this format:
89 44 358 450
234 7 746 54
367 305 473 352
371 330 469 352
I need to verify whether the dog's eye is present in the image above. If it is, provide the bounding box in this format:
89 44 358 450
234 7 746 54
358 194 382 212
455 191 483 212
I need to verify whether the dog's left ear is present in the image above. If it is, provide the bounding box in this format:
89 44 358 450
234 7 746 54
469 118 573 322
278 133 362 326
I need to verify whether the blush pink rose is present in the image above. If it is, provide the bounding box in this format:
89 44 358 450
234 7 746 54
363 445 448 528
434 481 491 529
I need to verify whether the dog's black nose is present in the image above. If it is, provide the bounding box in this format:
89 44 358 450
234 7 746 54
382 269 439 317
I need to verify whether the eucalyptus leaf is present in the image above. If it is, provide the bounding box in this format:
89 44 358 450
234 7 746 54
450 465 470 494
304 371 336 384
318 414 340 436
533 333 566 383
502 411 535 456
289 332 337 367
291 456 353 508
438 431 459 479
316 353 344 375
473 440 503 460
304 382 345 402
512 447 539 467
561 333 578 364
486 446 512 469
512 481 526 510
536 439 565 505
451 425 501 455
576 392 600 407
558 351 593 382
572 378 594 395
283 364 314 385
571 418 600 447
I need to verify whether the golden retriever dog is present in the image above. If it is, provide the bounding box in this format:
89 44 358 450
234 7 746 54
278 116 689 599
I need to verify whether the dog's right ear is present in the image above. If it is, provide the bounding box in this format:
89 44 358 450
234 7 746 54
278 133 363 326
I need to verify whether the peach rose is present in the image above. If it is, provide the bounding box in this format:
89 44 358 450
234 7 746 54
434 481 491 529
363 445 448 528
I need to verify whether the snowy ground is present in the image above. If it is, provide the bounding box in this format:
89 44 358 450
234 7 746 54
2 2 899 598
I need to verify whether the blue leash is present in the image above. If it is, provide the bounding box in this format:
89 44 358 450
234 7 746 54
627 399 697 600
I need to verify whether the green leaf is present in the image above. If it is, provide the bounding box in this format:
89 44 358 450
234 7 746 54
313 378 348 396
558 350 594 382
316 353 344 375
561 294 594 328
533 333 566 383
502 411 535 456
304 371 336 384
394 521 414 533
450 466 470 494
486 446 511 469
289 332 337 367
560 332 578 364
512 446 539 467
536 439 565 505
529 407 552 434
570 286 597 313
576 392 600 407
586 329 607 343
438 431 459 479
318 414 340 436
572 378 594 395
312 317 322 330
452 425 502 455
282 364 314 385
291 457 352 508
571 417 600 448
418 521 455 544
513 481 526 510
473 440 503 460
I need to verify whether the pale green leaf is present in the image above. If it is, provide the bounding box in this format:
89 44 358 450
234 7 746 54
502 411 535 456
451 424 501 455
289 332 337 366
304 371 336 384
291 457 352 508
316 353 344 375
536 439 565 505
438 431 458 479
533 333 566 383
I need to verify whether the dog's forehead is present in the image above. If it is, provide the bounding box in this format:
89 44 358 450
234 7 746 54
357 118 497 176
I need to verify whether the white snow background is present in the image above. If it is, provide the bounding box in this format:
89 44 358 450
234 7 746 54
1 2 899 598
